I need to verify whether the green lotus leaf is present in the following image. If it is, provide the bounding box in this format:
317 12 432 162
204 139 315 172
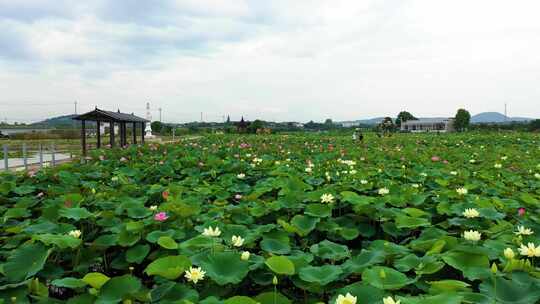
254 292 292 304
98 275 142 302
265 256 295 275
304 203 332 217
479 273 540 304
342 250 386 274
330 282 384 304
157 236 178 249
198 252 250 285
4 243 50 282
144 255 191 280
150 282 199 303
442 250 490 280
299 265 343 285
291 215 320 236
428 280 471 294
261 231 291 254
362 266 414 290
51 277 87 289
310 240 350 261
82 272 110 289
34 234 82 249
125 244 150 264
340 191 375 207
224 296 259 304
395 214 430 229
401 293 463 304
179 235 216 255
58 207 93 220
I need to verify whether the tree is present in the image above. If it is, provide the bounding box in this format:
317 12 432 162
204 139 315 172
379 117 396 134
395 111 417 127
454 109 471 132
151 121 163 133
324 118 333 125
529 119 540 131
248 119 264 134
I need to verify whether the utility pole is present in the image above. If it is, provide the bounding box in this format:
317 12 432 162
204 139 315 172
504 103 507 122
200 112 203 122
159 107 162 122
74 101 78 114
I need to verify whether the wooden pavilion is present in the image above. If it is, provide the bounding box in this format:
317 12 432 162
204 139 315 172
72 108 149 156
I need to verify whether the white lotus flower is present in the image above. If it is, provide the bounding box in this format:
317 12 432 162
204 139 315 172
241 251 250 261
149 205 158 211
456 187 468 195
494 163 502 169
518 242 540 257
237 173 246 179
305 167 312 173
320 193 335 203
463 230 481 241
411 184 419 188
184 267 205 284
360 179 368 185
231 235 244 247
462 208 480 218
335 292 357 304
450 171 458 176
202 226 221 237
535 173 540 179
383 296 401 304
515 225 534 236
504 248 515 259
68 230 82 238
378 188 390 195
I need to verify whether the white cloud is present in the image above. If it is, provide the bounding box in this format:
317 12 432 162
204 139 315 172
1 0 540 122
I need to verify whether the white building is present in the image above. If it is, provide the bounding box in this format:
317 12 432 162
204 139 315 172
341 121 360 127
401 118 455 133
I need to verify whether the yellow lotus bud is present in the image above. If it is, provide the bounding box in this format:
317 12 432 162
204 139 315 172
491 263 498 274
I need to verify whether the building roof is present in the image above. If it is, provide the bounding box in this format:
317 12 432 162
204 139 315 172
402 118 453 125
72 108 148 123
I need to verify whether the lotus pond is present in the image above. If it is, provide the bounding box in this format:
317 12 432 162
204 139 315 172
1 132 540 304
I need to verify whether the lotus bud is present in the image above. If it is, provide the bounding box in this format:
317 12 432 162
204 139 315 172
491 263 498 274
272 276 278 285
379 269 386 279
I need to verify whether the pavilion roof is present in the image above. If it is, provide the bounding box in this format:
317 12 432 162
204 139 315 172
72 108 148 123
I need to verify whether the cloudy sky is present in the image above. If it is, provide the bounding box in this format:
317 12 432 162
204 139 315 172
1 0 539 123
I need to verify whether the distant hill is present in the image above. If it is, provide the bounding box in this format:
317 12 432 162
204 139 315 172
340 112 535 126
31 114 82 128
471 112 533 124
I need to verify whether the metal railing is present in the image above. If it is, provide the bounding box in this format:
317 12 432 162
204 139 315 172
1 143 77 171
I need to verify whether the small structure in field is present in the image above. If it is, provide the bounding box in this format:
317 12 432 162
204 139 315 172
144 102 155 139
401 118 455 133
73 107 149 156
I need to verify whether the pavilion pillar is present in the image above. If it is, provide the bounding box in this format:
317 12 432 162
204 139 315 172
132 122 137 144
121 122 127 147
110 121 115 148
81 120 87 157
96 121 101 148
142 123 145 144
119 123 124 147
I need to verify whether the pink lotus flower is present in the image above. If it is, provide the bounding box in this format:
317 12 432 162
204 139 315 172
443 160 449 164
37 192 44 197
235 194 243 200
162 191 169 200
154 212 169 222
431 156 440 162
518 208 526 216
